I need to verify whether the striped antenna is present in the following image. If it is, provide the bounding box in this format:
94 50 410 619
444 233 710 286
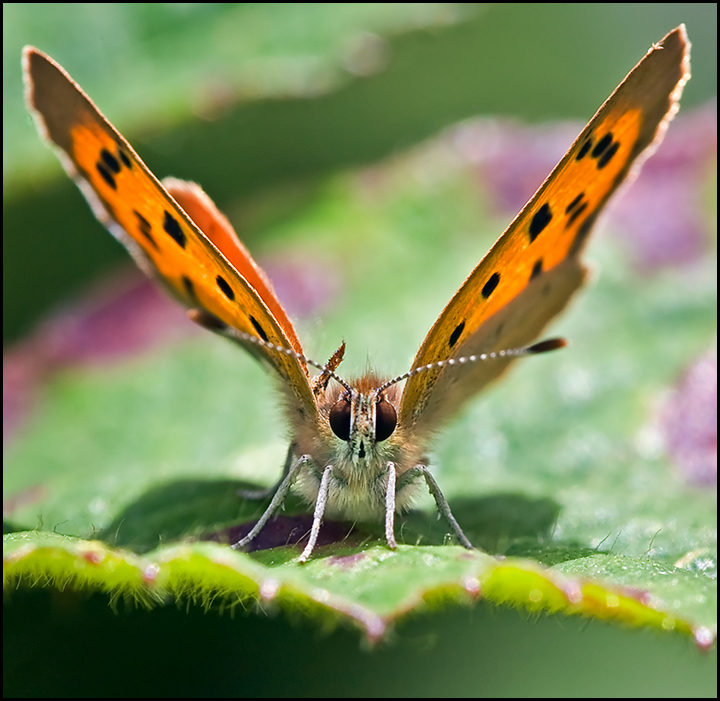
374 338 567 395
189 308 566 398
190 312 354 393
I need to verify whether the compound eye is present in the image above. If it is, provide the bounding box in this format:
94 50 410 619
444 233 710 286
375 396 397 442
329 396 352 441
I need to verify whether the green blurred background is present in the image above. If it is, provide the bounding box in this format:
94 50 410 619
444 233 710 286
3 3 716 697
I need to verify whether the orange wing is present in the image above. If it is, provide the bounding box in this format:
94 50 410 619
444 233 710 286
23 47 316 416
399 26 690 434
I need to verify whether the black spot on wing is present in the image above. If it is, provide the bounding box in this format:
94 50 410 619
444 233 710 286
163 211 186 248
567 202 588 228
216 275 234 300
117 146 131 168
564 193 589 229
565 193 584 214
585 131 621 170
449 321 465 348
530 259 543 280
250 316 269 342
597 141 619 169
100 148 121 174
576 137 593 160
133 210 158 250
182 275 196 301
529 203 552 242
95 145 130 190
482 272 500 299
591 133 613 158
95 162 116 189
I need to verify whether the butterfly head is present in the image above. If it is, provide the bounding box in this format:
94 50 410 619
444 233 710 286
225 324 566 467
316 337 566 467
327 379 400 464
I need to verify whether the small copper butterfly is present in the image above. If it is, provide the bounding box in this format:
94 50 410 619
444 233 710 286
23 26 690 561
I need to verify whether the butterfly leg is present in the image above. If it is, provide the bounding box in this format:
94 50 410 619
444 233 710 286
232 452 310 550
411 465 474 549
238 442 298 500
298 464 333 563
384 462 398 550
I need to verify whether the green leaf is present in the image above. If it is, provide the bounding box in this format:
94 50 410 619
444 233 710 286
4 532 704 643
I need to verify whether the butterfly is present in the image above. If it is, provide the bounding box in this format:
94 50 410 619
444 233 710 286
23 26 689 561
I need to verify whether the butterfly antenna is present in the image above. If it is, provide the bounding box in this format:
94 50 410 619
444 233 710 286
375 338 567 394
192 313 354 392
